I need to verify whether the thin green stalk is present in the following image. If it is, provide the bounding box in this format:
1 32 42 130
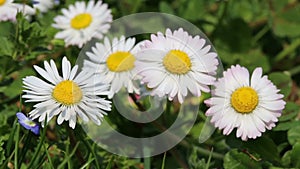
289 65 300 76
169 149 188 169
66 140 72 169
80 158 95 169
57 142 80 169
44 144 54 169
78 131 100 169
105 156 114 169
6 119 17 156
194 147 224 160
12 12 21 60
144 156 151 169
67 126 85 165
161 153 166 169
18 133 32 167
27 120 47 169
7 94 21 161
143 146 151 168
211 0 228 35
17 95 26 167
14 124 20 169
253 25 270 44
205 148 214 169
275 38 300 62
33 153 46 169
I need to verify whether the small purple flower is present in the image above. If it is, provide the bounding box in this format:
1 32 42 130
16 112 40 135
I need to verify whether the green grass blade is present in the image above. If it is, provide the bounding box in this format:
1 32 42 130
161 152 167 169
205 148 214 169
57 141 80 169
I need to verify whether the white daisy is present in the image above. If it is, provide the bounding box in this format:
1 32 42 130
52 0 112 48
135 28 219 103
84 36 141 98
22 57 112 129
32 0 59 13
0 0 35 22
205 65 286 141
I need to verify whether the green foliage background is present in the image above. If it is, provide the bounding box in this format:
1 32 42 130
0 0 300 168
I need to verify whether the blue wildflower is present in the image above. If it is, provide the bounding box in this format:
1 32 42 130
16 112 40 135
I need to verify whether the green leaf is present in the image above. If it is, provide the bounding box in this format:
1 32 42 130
268 72 292 99
159 2 174 14
243 136 280 163
179 0 206 21
0 56 17 77
290 142 300 168
188 147 207 169
118 0 142 14
238 49 271 73
281 150 292 167
214 18 253 53
223 149 262 169
273 20 300 37
227 0 269 23
0 37 14 56
271 2 300 37
0 21 14 37
288 125 300 145
274 121 300 131
3 68 35 99
279 102 299 122
226 135 280 162
190 122 204 140
225 132 244 149
216 49 270 73
15 13 48 59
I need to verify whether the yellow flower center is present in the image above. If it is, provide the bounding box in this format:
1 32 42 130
163 50 191 74
106 51 135 72
0 0 5 5
70 13 92 29
52 80 83 105
230 87 259 114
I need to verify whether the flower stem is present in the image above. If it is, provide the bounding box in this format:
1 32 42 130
44 144 55 169
289 65 300 76
67 126 85 165
14 124 20 169
194 146 224 160
253 25 270 44
27 120 47 168
275 38 300 62
78 128 101 169
5 119 17 157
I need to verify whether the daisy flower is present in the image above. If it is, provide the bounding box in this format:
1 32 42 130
0 0 35 22
204 65 286 141
32 0 59 13
84 36 141 98
22 57 111 129
16 112 40 135
52 1 112 48
135 28 219 103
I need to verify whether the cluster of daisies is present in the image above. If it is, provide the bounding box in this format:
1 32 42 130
8 1 285 141
0 0 59 21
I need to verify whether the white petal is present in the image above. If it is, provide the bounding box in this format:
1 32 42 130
62 57 71 80
250 67 262 89
34 65 56 85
